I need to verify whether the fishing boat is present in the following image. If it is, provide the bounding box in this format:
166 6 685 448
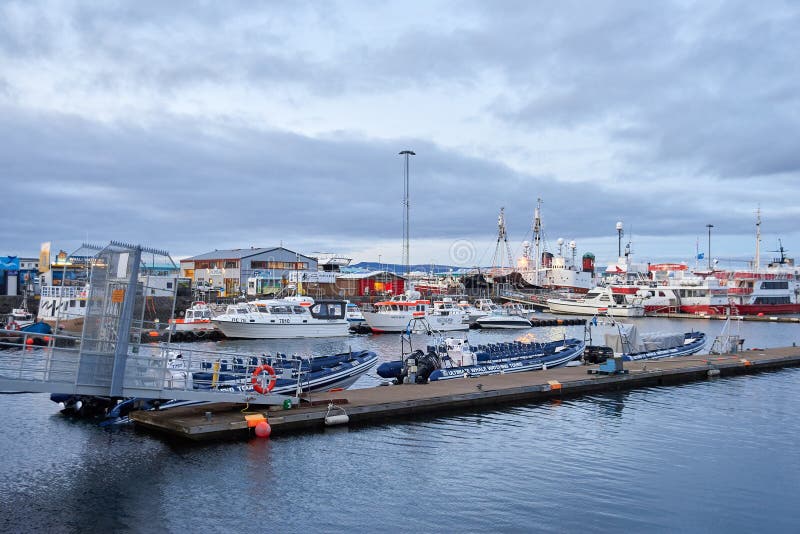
212 298 350 339
547 286 645 317
4 307 35 330
168 301 219 337
37 284 89 332
583 318 706 362
517 200 597 292
377 327 584 383
362 291 469 333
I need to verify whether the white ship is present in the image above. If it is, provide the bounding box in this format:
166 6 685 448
517 199 596 292
212 298 350 339
362 292 469 333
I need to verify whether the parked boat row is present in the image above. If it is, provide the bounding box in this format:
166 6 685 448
376 314 708 386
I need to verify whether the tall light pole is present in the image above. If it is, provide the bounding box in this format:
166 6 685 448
616 221 624 259
706 224 714 271
399 150 415 276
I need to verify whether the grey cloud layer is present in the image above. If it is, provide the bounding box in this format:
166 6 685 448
1 1 798 257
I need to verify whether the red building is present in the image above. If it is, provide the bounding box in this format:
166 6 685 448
335 271 406 298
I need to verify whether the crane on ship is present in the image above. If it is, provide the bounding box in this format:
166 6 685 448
489 207 515 277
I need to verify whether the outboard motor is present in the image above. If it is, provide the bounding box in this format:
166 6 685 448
583 345 614 364
413 349 442 383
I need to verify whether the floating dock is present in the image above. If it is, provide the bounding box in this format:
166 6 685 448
131 346 800 441
643 313 800 323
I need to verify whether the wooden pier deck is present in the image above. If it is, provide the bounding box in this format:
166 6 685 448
131 347 800 441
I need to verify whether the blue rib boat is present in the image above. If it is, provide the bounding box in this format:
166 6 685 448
53 349 378 423
583 320 706 363
378 337 585 384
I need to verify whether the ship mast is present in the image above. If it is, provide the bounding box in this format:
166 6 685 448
754 206 761 272
491 207 515 272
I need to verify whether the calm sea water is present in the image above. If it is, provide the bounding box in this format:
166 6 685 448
1 316 799 533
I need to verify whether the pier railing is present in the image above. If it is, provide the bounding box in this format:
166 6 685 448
0 329 296 405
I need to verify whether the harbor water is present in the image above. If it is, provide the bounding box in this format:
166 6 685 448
1 316 799 532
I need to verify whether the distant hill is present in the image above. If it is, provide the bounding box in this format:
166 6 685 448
350 262 463 274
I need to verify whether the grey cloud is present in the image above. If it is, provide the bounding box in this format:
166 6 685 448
3 107 793 259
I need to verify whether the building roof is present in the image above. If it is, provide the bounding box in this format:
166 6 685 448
182 247 315 262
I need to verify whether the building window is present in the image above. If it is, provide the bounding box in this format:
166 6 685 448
225 260 238 268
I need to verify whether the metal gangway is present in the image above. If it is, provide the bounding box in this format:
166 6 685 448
0 241 294 407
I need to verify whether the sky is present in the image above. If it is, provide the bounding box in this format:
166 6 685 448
2 0 799 269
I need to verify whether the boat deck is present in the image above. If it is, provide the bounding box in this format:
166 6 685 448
131 346 800 441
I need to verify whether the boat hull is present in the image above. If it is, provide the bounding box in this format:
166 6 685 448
621 333 706 361
212 319 349 339
474 317 532 329
429 341 584 381
362 312 468 333
547 299 644 317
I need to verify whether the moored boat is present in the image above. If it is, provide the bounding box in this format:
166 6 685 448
584 319 706 362
212 298 350 339
54 348 378 421
547 286 645 317
362 291 469 333
377 336 585 383
345 302 366 324
169 301 219 336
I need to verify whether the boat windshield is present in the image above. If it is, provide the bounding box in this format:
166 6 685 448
311 302 345 319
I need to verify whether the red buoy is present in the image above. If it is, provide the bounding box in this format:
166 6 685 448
25 338 34 346
757 312 764 317
255 421 271 438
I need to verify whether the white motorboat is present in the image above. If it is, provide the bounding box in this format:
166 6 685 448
457 300 488 322
547 286 645 317
345 302 366 324
168 301 219 335
362 291 469 333
212 298 350 339
430 297 471 326
473 299 533 329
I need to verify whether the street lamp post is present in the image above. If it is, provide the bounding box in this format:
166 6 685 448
399 150 415 276
706 224 714 271
616 221 624 258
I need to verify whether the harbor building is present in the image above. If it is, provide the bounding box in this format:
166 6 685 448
0 256 38 296
180 247 318 298
335 271 406 298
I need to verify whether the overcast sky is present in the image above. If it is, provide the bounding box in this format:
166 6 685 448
2 1 798 268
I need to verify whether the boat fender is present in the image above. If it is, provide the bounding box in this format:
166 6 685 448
251 364 277 394
324 402 350 426
325 414 350 426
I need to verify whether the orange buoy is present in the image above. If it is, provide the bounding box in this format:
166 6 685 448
25 338 34 346
255 421 271 438
148 331 160 337
251 364 277 394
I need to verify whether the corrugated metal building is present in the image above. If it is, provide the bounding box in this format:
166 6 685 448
335 271 406 298
180 247 317 297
